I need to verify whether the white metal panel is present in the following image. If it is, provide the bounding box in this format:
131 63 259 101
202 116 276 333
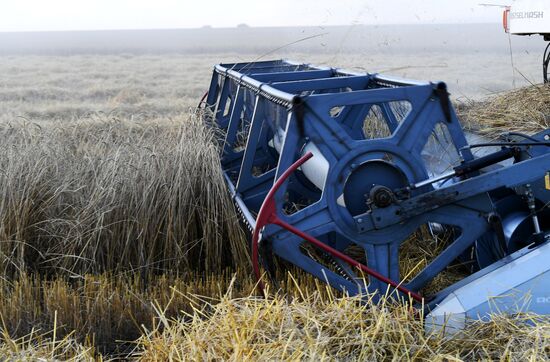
426 241 550 336
509 0 550 35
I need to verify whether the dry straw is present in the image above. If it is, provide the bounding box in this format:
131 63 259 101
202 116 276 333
0 326 96 361
135 278 550 361
0 271 253 356
459 83 550 136
0 114 248 278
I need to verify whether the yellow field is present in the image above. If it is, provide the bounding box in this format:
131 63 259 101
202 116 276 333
0 54 548 361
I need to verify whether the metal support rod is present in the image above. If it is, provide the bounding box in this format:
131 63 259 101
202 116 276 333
413 170 456 189
525 184 542 234
413 147 518 189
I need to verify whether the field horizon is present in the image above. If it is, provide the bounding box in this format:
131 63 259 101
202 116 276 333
2 23 545 100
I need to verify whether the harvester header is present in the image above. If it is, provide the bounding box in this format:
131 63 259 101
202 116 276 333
203 59 550 334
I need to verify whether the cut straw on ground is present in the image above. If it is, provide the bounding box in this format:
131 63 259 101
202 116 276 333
458 83 550 136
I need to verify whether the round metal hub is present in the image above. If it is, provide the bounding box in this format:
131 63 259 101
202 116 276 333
342 160 408 216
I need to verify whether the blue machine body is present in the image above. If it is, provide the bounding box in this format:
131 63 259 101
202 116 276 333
204 59 550 327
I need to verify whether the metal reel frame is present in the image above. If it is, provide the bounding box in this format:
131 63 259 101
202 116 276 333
206 60 550 304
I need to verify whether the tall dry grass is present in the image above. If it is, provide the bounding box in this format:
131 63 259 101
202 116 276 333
0 112 252 356
0 115 247 278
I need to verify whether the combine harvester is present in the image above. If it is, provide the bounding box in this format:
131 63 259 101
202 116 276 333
203 59 550 333
502 0 550 81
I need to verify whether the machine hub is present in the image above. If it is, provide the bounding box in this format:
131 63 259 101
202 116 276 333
342 160 408 216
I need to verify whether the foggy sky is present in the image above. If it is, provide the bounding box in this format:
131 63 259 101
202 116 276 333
1 0 507 32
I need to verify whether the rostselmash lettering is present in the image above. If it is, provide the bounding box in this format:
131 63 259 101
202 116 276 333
510 11 544 19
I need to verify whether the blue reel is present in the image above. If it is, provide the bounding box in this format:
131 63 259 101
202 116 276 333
204 60 550 311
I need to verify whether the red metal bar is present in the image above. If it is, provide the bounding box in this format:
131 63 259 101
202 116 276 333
197 91 208 109
252 152 313 291
252 152 423 302
272 218 423 302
